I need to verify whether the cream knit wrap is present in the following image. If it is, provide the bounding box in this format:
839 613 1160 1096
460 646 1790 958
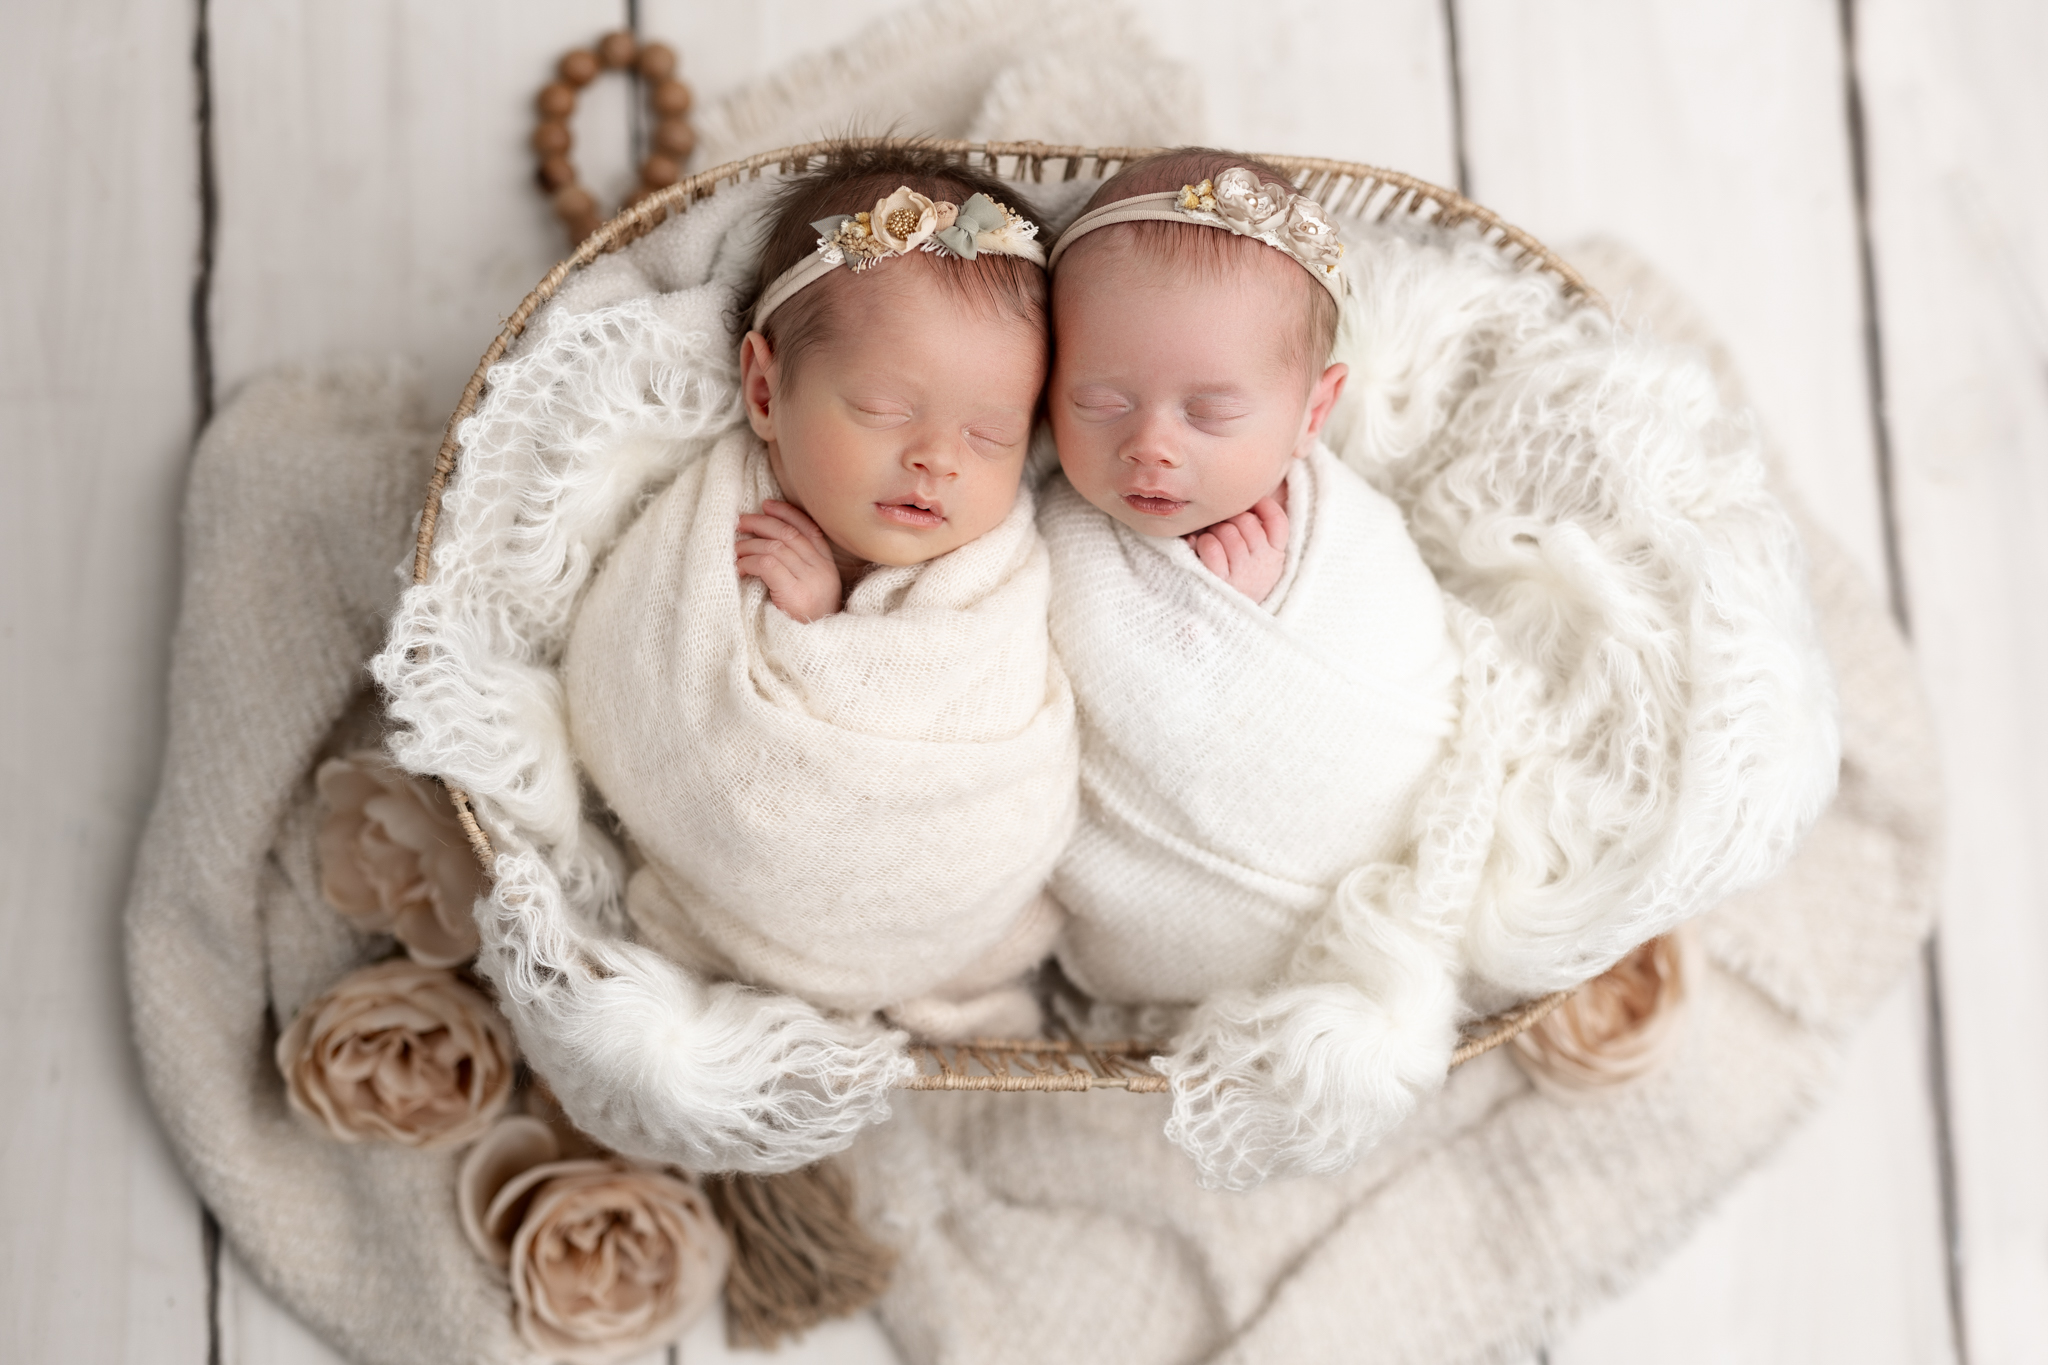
1044 443 1459 1004
564 429 1076 1017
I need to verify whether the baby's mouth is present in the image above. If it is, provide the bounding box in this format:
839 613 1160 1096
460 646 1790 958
1122 492 1188 518
876 496 945 528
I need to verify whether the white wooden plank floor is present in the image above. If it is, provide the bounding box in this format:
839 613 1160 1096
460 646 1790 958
5 1 2040 1361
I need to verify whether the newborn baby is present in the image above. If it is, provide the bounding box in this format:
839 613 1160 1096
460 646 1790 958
566 147 1076 1040
1040 150 1460 1004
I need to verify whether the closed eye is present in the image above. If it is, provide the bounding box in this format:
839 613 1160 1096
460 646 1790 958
1185 399 1252 424
965 425 1026 451
849 401 913 427
1067 386 1131 422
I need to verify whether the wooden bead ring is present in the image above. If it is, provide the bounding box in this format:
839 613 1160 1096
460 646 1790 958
532 32 695 247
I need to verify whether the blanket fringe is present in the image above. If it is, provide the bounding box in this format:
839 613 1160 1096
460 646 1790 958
704 1161 898 1348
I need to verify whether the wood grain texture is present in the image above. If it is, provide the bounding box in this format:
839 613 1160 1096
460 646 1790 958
202 2 628 1356
1858 0 2048 1359
1455 0 1888 585
207 0 628 418
1126 0 1458 179
0 1 210 1361
217 1250 349 1365
1554 982 1957 1364
1451 1 1957 1358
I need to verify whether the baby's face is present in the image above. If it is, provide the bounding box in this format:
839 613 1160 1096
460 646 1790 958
743 259 1046 568
1050 242 1343 538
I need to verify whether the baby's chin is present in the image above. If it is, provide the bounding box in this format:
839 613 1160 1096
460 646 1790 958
836 518 988 568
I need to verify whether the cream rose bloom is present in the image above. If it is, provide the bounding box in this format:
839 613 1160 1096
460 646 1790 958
1283 196 1345 274
868 187 941 252
460 1117 730 1365
316 750 483 967
1210 167 1291 234
1512 928 1698 1097
276 959 513 1146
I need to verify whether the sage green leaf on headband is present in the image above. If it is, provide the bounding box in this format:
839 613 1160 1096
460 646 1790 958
955 194 1007 234
811 214 854 237
936 195 1009 259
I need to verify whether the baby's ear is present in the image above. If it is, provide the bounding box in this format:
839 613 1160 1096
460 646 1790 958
739 331 779 440
1302 361 1350 446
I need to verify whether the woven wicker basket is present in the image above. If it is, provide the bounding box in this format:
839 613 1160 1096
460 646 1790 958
412 139 1599 1090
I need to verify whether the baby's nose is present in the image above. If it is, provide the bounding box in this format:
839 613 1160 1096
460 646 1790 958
906 440 960 477
1121 412 1184 468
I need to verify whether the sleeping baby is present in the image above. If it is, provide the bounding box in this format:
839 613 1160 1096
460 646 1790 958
1039 149 1461 1006
565 147 1077 1041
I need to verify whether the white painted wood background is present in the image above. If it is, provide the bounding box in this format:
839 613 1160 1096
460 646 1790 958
4 0 2041 1361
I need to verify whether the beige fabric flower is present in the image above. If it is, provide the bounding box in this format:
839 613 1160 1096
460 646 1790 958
1283 196 1345 274
1209 167 1291 234
276 959 513 1147
869 187 939 252
459 1117 730 1364
316 750 483 967
1512 929 1697 1096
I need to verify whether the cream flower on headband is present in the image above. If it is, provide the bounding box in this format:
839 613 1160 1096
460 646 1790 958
1283 196 1345 274
868 187 951 252
1208 167 1291 234
1170 172 1347 284
810 187 1043 273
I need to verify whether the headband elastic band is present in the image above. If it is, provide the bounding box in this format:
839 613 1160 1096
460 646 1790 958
1047 171 1348 306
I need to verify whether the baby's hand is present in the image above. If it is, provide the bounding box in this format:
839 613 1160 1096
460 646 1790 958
1187 496 1289 602
737 500 842 622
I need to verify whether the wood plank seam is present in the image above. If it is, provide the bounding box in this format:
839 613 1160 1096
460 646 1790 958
191 0 226 1360
1441 0 1471 198
1835 1 1969 1361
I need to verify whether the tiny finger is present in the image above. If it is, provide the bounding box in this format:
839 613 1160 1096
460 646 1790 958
1249 496 1288 547
1211 521 1251 567
761 499 828 544
737 513 800 544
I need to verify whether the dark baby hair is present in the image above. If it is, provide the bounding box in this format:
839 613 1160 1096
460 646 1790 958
743 142 1051 376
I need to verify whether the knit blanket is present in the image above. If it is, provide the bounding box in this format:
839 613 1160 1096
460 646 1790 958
122 3 1938 1361
564 428 1076 1019
1044 442 1459 1006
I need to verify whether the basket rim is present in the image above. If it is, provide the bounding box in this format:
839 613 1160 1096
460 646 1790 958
410 137 1597 1069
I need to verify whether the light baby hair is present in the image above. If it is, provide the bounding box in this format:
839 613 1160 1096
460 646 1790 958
1055 148 1341 376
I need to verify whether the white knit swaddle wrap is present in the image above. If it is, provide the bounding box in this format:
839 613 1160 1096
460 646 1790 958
566 429 1078 1015
1045 443 1459 1003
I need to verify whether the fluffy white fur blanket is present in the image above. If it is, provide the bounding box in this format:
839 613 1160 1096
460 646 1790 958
1045 442 1459 1005
565 428 1075 1018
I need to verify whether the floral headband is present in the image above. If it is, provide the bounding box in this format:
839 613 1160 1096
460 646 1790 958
1045 167 1348 304
750 185 1046 329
